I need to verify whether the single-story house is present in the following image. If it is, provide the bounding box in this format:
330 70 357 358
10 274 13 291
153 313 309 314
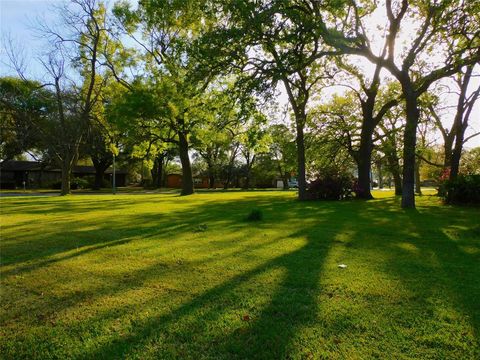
0 160 127 189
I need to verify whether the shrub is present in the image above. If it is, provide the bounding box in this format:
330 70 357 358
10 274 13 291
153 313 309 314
307 171 354 201
443 174 480 205
84 175 110 189
71 177 89 190
246 208 263 221
437 168 450 197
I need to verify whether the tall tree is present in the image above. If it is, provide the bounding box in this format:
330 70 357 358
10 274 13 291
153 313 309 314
6 0 115 195
318 0 480 208
427 64 480 180
199 0 343 199
112 0 216 195
0 77 47 161
333 59 400 199
268 124 297 189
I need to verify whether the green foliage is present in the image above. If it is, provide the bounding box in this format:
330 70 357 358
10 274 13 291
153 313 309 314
444 174 480 205
461 147 480 175
307 169 355 201
0 77 53 160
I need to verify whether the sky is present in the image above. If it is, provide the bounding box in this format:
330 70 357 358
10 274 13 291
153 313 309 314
1 0 479 148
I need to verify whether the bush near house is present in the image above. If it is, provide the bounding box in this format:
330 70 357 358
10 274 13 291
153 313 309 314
443 174 480 205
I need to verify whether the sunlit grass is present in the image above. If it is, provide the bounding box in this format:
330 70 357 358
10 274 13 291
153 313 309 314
0 190 478 359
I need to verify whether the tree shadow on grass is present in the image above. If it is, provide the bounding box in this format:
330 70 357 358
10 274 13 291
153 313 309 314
2 194 341 359
76 205 338 359
2 193 479 359
352 200 480 354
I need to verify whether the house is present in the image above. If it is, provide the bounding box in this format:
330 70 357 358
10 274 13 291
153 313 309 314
0 160 128 189
165 173 223 189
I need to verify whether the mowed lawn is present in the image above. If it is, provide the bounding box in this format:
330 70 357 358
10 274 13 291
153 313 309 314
0 191 479 359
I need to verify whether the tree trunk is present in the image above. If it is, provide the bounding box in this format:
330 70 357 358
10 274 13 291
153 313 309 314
244 169 251 189
283 174 289 190
224 171 231 190
450 121 467 180
92 161 110 190
243 154 255 189
443 137 454 170
385 148 402 195
356 118 375 199
450 138 463 180
356 150 373 199
295 117 307 200
151 156 164 189
157 157 164 188
415 159 422 195
60 157 72 196
178 130 194 195
207 161 215 189
400 83 420 209
377 161 384 189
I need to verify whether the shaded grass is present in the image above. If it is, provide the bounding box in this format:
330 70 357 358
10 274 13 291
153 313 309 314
0 190 479 359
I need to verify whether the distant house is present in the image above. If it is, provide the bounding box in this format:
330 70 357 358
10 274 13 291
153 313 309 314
165 173 223 189
0 160 127 189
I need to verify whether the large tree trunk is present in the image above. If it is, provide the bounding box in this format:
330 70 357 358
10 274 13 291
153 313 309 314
400 83 420 209
178 130 194 195
151 155 164 189
356 150 373 199
450 133 464 180
60 157 72 196
295 117 307 201
356 115 375 199
92 161 110 190
443 137 454 169
450 65 476 180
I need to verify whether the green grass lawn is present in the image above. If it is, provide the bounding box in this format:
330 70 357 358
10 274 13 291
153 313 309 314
1 191 479 359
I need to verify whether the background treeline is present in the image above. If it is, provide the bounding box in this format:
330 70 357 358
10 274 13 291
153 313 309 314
1 0 479 207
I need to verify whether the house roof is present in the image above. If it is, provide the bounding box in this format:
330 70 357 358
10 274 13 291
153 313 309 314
0 160 46 171
0 160 127 175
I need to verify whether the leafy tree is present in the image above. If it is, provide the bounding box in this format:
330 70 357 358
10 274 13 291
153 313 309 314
3 0 116 194
460 147 480 175
199 0 344 199
239 113 271 189
268 124 297 189
427 64 480 180
0 77 48 161
376 106 405 195
319 0 480 208
112 0 217 195
332 59 400 198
